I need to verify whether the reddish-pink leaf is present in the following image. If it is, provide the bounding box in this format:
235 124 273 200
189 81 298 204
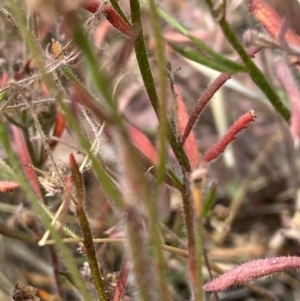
181 74 231 146
11 125 42 197
204 256 300 292
202 111 256 163
275 57 300 147
0 181 20 192
112 257 129 301
128 126 157 164
181 46 262 147
249 0 300 48
94 20 111 48
0 72 9 88
82 1 101 13
49 111 66 150
101 4 132 37
175 85 200 169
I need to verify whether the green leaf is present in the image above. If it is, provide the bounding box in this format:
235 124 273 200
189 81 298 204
157 7 245 72
169 42 244 73
0 90 7 102
130 0 191 172
201 182 217 218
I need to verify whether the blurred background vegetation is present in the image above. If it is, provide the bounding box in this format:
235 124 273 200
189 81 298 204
1 0 300 300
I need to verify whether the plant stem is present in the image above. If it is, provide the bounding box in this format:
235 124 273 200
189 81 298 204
70 154 107 301
180 176 197 300
129 0 191 172
203 0 290 122
148 0 168 185
76 207 107 301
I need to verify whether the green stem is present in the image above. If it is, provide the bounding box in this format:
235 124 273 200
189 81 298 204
157 7 245 72
71 154 107 301
108 0 131 25
76 207 107 301
129 0 191 172
147 0 168 185
147 2 169 299
203 0 290 121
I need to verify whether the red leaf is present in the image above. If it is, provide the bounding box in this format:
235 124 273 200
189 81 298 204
11 125 42 197
204 256 300 292
94 20 111 48
175 85 200 169
101 4 132 37
0 72 9 88
275 57 300 147
202 111 256 163
249 0 300 48
49 111 66 150
112 257 129 301
128 126 157 164
0 181 20 192
81 1 101 13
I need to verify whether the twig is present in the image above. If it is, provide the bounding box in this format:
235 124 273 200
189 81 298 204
181 46 262 145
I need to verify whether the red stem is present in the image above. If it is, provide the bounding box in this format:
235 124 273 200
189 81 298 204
202 110 256 162
181 73 232 146
181 46 262 146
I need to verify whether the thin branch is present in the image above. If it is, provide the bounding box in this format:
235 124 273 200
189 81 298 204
203 0 290 121
181 46 262 145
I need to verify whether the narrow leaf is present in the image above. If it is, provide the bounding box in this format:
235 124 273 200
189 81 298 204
112 257 129 301
0 180 20 192
70 153 108 301
128 125 158 163
201 182 217 218
202 110 257 162
157 7 245 72
49 111 66 150
11 125 42 197
169 42 244 73
204 256 300 292
176 85 200 169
